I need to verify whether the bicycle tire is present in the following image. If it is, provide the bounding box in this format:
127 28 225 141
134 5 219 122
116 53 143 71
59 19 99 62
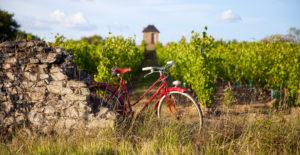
89 85 123 114
157 91 203 131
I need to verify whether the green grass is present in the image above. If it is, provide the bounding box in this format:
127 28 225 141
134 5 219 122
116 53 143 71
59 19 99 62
1 110 300 155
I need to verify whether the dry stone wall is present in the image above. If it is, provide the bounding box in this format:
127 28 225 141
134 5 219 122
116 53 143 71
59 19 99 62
0 41 115 135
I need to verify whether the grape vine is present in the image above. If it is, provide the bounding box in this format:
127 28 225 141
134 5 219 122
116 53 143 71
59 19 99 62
53 35 144 83
157 29 300 106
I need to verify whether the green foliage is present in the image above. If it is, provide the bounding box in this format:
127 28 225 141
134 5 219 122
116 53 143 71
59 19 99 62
52 34 100 74
80 35 103 45
140 40 146 53
157 28 300 106
157 28 217 106
0 9 19 41
94 36 143 82
214 42 300 105
53 34 144 83
15 31 41 41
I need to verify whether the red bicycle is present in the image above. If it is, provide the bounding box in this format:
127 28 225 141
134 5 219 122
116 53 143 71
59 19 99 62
90 61 203 129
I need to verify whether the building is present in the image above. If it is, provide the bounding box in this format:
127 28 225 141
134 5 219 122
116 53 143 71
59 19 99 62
142 25 160 51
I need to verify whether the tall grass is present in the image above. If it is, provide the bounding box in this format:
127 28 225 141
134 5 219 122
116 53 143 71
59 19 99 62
1 110 300 154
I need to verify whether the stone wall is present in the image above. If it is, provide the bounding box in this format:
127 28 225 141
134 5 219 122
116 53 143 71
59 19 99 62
0 41 115 136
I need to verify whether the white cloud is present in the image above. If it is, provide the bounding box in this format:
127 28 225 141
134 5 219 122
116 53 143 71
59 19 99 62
50 10 96 30
221 9 242 22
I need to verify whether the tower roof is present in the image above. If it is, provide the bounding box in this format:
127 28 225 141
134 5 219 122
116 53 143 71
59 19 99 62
142 25 160 33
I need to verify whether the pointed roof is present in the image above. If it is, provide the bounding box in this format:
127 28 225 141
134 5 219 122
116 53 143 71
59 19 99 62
142 25 160 33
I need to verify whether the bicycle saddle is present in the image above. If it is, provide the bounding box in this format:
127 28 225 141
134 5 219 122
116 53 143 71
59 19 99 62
111 68 132 75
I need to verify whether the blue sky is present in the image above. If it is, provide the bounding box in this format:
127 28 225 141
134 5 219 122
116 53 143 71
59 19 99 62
1 0 299 43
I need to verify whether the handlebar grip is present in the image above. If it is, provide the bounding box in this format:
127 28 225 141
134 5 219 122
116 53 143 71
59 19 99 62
142 67 152 71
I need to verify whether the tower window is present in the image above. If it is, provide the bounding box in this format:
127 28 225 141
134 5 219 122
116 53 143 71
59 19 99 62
151 33 155 44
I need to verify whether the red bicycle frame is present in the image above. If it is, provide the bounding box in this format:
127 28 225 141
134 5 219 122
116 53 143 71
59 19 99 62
109 72 186 116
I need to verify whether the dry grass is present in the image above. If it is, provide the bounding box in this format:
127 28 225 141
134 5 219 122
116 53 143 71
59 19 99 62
1 108 300 155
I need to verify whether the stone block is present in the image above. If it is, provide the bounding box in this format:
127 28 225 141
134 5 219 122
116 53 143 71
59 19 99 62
40 52 60 63
24 72 38 81
43 105 56 115
4 81 12 88
29 58 40 64
77 101 91 113
5 57 17 64
29 92 45 102
47 84 73 95
49 80 64 86
2 101 13 113
63 94 87 101
39 73 49 80
26 41 35 47
28 112 44 126
50 66 62 73
24 64 37 72
64 106 79 118
51 72 67 81
6 72 15 81
21 81 34 88
3 117 14 126
28 87 46 102
67 80 87 88
3 63 11 70
18 42 27 47
36 46 44 52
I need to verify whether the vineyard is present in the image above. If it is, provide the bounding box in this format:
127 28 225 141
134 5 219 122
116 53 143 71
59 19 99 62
53 35 144 83
52 31 300 108
156 29 300 107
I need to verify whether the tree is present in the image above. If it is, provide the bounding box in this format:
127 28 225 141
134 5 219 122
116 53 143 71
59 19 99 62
261 34 296 43
288 27 300 43
261 27 300 43
0 9 20 41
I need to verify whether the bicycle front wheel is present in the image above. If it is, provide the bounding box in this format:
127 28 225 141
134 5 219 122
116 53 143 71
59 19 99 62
157 91 203 131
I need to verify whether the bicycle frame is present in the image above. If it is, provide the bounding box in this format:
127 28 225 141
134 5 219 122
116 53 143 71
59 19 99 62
112 72 186 116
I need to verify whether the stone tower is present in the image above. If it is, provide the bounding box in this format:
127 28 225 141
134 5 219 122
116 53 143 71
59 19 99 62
142 25 160 51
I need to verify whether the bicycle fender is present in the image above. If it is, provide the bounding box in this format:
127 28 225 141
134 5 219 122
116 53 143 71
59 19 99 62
167 87 186 93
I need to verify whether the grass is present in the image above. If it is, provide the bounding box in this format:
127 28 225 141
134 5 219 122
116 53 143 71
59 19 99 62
1 109 300 155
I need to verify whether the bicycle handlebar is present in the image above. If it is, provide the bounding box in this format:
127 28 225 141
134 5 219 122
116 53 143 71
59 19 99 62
142 61 175 77
142 67 153 71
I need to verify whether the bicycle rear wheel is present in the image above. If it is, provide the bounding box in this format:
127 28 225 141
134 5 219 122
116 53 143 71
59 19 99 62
157 91 203 131
89 86 123 114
